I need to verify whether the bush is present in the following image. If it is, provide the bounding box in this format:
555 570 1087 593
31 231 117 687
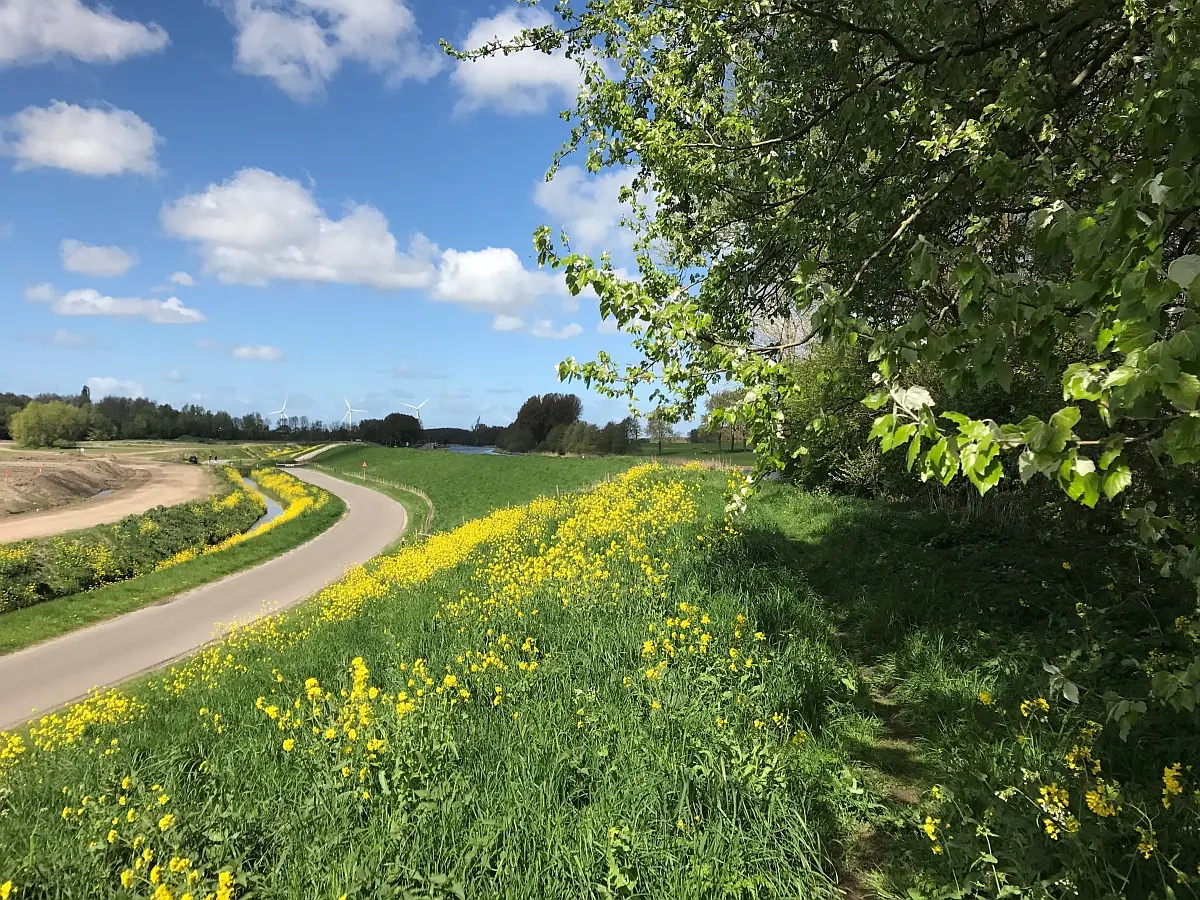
781 344 1066 503
0 470 266 613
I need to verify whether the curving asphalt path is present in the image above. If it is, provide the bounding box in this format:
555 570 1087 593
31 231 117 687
0 469 406 731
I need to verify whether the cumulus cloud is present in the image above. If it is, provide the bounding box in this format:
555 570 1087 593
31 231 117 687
451 8 582 115
530 318 583 339
162 168 437 289
597 318 621 335
60 239 138 277
226 0 442 101
491 314 524 332
164 369 187 382
169 271 194 286
86 376 145 399
3 101 158 176
20 327 93 346
0 0 168 68
27 283 205 324
534 166 640 253
433 247 560 313
489 314 581 339
232 344 284 361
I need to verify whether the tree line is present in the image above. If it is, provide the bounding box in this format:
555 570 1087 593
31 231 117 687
494 393 640 455
1 388 362 447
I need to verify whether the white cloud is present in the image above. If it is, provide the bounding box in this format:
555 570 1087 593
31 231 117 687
27 284 205 324
162 168 436 289
433 247 559 312
0 0 168 68
530 318 583 340
60 238 138 277
491 314 524 332
86 376 145 399
226 0 442 101
164 369 186 382
169 271 194 286
52 327 90 345
489 314 581 339
597 318 621 335
534 166 639 252
452 8 582 115
3 101 158 176
232 344 284 361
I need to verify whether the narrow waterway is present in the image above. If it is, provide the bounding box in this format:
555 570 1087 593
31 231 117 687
240 475 284 530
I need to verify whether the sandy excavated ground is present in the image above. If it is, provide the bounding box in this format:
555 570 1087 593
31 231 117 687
0 453 214 542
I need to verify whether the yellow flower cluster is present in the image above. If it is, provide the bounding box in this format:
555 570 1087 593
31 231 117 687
1037 783 1080 840
1162 762 1185 808
156 469 328 571
442 466 696 624
26 689 145 754
0 465 698 781
61 774 236 900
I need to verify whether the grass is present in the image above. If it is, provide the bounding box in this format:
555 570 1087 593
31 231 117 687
315 444 639 530
0 486 345 657
639 441 755 463
1 467 1194 897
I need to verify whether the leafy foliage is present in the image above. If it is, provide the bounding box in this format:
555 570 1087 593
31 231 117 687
453 0 1200 892
0 471 264 612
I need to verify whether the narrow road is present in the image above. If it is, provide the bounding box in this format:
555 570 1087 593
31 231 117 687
0 469 405 731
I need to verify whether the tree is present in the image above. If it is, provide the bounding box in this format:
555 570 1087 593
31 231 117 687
457 4 1200 890
514 393 583 444
465 0 1198 520
703 388 748 452
646 410 673 456
77 385 91 406
497 425 536 453
9 401 89 447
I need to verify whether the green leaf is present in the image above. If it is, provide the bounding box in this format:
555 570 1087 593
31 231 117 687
1163 373 1200 411
1102 465 1133 501
1168 327 1200 361
862 388 889 410
1167 255 1200 290
868 414 896 441
1160 416 1200 465
906 434 922 471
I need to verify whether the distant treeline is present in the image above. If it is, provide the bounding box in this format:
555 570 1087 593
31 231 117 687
1 388 362 447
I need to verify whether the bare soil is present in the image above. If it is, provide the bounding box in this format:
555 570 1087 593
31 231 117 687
0 454 214 542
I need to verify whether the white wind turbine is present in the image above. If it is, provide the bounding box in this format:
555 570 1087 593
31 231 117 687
401 397 431 427
267 397 288 429
341 397 367 428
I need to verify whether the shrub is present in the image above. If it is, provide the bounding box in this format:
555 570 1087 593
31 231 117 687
0 470 266 613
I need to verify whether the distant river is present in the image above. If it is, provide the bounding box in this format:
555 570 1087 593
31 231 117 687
445 445 497 455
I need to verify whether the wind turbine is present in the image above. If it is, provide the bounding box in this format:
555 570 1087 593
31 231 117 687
401 397 431 427
341 398 367 428
267 397 288 429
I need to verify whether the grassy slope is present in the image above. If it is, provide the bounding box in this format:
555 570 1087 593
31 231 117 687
315 444 638 530
3 461 1186 896
0 489 345 656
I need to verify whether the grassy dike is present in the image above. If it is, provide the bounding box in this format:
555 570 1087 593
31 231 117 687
315 444 638 530
3 461 1188 897
0 475 345 656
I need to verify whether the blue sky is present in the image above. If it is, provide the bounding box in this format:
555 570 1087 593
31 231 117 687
0 0 647 430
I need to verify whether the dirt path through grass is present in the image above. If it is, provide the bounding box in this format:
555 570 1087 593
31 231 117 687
0 458 214 541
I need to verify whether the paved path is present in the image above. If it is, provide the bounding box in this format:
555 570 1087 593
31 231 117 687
0 469 406 731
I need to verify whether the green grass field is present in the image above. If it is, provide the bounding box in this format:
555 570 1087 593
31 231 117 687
1 461 1193 897
314 445 639 530
0 480 345 656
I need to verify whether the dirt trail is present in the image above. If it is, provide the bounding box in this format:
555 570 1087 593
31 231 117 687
0 460 214 542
